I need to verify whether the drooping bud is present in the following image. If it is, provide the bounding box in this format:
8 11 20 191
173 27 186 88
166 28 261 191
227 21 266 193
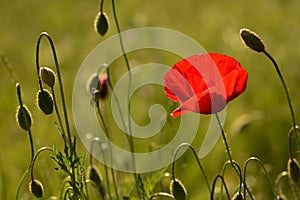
170 179 187 200
39 66 56 87
94 12 109 36
37 89 54 115
87 72 108 102
232 192 244 200
240 28 265 52
16 105 32 131
288 158 300 183
87 165 106 199
29 179 44 198
99 73 108 99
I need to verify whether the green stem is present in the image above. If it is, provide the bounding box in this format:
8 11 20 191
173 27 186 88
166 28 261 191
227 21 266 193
210 175 230 200
215 113 234 165
263 50 297 133
36 32 72 149
51 87 68 155
243 157 277 200
111 0 141 197
172 143 211 194
29 147 53 179
95 102 119 200
99 0 104 12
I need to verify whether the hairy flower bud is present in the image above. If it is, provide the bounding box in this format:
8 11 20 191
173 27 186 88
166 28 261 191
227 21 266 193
40 66 56 87
87 165 106 198
240 28 265 52
16 105 32 131
170 179 187 200
94 12 109 36
29 179 44 198
288 158 300 183
37 89 54 115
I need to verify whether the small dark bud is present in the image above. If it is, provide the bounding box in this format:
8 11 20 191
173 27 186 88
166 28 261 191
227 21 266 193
170 179 187 200
232 192 244 200
29 179 44 198
87 165 106 199
240 28 265 52
288 158 300 183
16 105 32 131
94 12 109 36
87 73 108 102
40 66 56 87
37 89 54 115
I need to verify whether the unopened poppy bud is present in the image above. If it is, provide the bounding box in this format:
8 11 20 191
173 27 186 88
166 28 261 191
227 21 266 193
99 73 108 99
232 192 244 200
240 28 265 52
37 89 54 115
94 12 109 36
170 179 187 200
87 165 106 198
288 158 300 183
16 105 32 131
40 66 56 87
29 179 44 198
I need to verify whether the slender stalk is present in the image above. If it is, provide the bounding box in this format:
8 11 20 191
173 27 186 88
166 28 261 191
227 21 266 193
171 143 211 193
243 157 277 200
36 32 72 148
263 50 298 138
215 113 234 164
51 87 68 154
95 102 120 200
210 175 230 200
111 0 141 197
29 147 53 179
288 126 300 159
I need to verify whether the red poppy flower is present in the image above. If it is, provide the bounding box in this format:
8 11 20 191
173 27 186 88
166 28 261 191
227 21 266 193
164 53 248 117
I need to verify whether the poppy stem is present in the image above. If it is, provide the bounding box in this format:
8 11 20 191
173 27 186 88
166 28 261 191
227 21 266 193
263 50 298 140
214 113 234 164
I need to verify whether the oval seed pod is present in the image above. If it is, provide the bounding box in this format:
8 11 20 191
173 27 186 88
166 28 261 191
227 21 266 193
170 179 187 200
240 28 265 52
232 192 244 200
16 105 32 131
94 12 109 36
39 66 56 87
37 89 54 115
29 179 44 198
288 158 300 183
87 165 106 199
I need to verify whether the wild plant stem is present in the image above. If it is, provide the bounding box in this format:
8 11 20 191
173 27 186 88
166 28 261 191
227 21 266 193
111 0 141 197
96 102 119 200
51 87 68 153
36 32 72 149
171 143 211 194
215 113 234 165
263 51 297 137
210 175 230 200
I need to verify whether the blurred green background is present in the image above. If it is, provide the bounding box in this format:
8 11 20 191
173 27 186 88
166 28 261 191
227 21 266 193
1 0 300 199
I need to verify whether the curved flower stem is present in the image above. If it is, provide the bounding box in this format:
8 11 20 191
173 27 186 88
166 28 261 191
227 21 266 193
29 147 53 179
171 143 211 194
210 174 230 200
243 157 277 200
36 32 71 150
262 50 298 139
15 170 29 200
99 0 104 12
220 160 243 198
111 0 142 197
95 102 119 200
